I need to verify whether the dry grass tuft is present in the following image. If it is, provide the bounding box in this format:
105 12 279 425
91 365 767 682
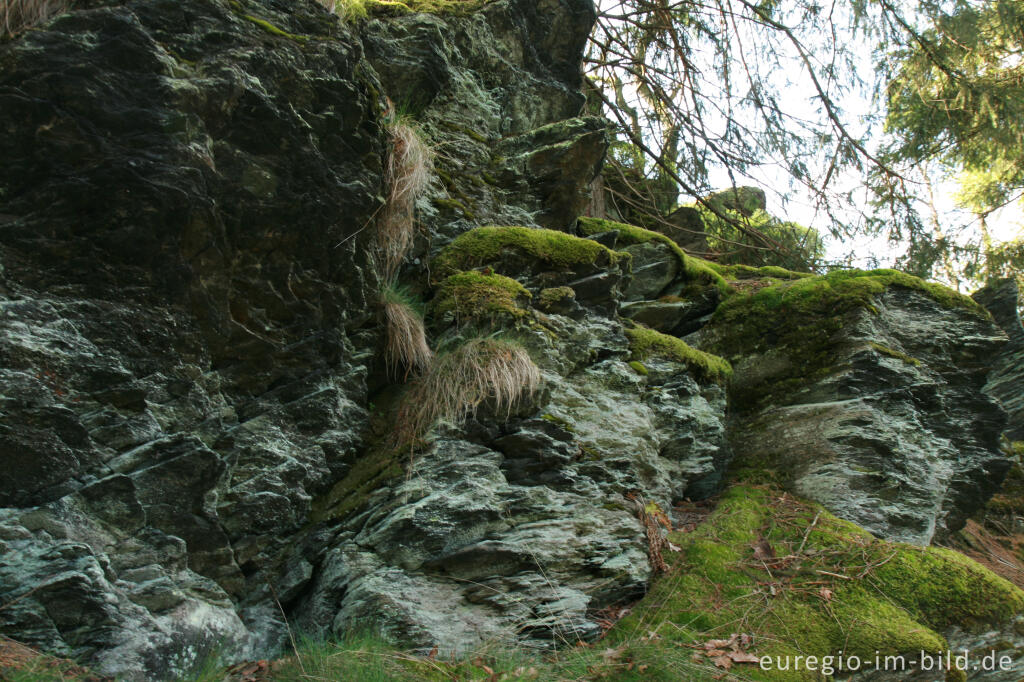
376 115 433 280
2 0 70 38
394 336 540 446
381 286 433 378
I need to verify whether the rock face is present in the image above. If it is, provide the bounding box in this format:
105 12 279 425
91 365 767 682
0 0 723 675
974 278 1024 440
0 0 1019 677
696 276 1010 545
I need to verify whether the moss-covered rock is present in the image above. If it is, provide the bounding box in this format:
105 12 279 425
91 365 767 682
433 225 625 280
431 270 531 323
703 268 988 410
332 0 487 21
695 272 1009 545
578 216 730 293
625 324 732 385
607 485 1024 681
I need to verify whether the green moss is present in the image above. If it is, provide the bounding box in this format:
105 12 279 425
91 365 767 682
869 341 922 366
628 360 649 376
705 268 989 411
310 446 402 523
430 197 475 220
625 324 732 384
709 262 813 281
538 286 575 308
578 216 731 293
333 0 486 20
540 412 575 432
432 226 626 281
607 484 1024 681
242 14 309 42
431 271 531 321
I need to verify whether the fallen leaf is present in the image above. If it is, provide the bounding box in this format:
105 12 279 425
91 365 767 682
711 654 733 670
602 646 625 663
427 646 438 660
819 587 834 601
753 538 776 561
705 633 739 650
705 649 728 657
729 651 761 664
638 664 649 672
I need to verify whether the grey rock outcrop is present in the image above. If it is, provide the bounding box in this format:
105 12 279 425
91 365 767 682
697 283 1010 545
1 0 1019 675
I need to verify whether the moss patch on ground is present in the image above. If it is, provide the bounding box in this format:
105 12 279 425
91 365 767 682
605 484 1024 681
578 216 731 293
432 226 626 281
431 271 531 322
626 324 732 385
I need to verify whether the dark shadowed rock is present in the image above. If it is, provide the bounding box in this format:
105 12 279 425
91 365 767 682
974 278 1024 440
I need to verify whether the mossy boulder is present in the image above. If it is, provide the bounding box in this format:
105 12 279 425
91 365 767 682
578 216 730 294
625 324 731 385
433 225 625 278
703 268 988 411
607 484 1024 681
430 270 531 324
432 225 630 309
694 270 1010 544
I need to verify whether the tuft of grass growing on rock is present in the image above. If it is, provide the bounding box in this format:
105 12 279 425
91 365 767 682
376 114 433 280
393 336 540 446
625 324 732 384
1 0 69 38
381 285 433 378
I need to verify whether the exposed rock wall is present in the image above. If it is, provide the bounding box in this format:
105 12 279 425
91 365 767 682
0 0 674 676
0 0 1020 677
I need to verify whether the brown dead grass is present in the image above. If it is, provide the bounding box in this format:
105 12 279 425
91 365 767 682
376 118 433 280
2 0 69 37
382 291 433 378
393 337 540 446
